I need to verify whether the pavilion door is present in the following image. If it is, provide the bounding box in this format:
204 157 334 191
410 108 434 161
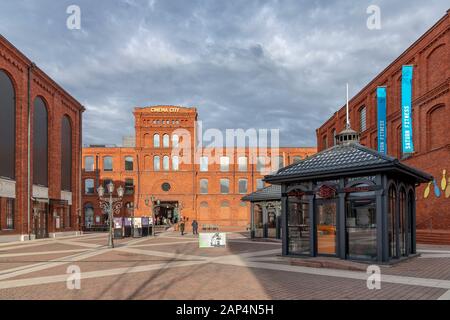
316 199 337 255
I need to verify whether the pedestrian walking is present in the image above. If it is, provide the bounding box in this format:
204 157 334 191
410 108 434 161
180 219 185 236
192 220 199 235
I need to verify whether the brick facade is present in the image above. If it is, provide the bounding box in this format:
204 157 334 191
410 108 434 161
316 10 450 229
0 35 84 241
82 106 316 228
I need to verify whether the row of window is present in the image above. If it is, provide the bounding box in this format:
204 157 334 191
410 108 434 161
0 71 73 191
145 134 180 148
84 178 266 196
85 155 305 173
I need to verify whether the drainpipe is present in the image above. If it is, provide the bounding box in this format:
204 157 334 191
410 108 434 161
79 107 84 233
27 63 35 240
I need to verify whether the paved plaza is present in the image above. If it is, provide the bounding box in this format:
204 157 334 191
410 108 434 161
0 232 450 300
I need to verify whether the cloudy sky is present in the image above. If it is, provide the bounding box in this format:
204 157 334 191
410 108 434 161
0 0 448 147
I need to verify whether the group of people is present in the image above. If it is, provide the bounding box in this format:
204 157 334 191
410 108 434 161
179 218 199 236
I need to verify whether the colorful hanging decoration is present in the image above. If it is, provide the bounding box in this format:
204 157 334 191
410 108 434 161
446 179 450 199
424 182 432 199
441 169 447 191
433 179 441 198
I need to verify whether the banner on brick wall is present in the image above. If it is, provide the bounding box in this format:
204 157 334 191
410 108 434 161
401 65 414 154
377 87 387 155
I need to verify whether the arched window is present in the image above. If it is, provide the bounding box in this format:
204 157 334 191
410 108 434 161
143 134 151 147
61 115 72 191
399 187 407 256
359 106 367 132
125 156 134 171
388 185 397 258
287 189 310 254
163 156 170 171
0 70 15 180
154 156 160 171
200 201 208 208
172 156 179 171
153 134 160 148
254 204 263 237
172 134 179 148
33 97 48 187
84 179 94 195
221 201 230 207
103 156 113 171
163 134 170 148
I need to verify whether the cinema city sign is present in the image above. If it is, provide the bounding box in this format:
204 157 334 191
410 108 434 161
150 107 180 113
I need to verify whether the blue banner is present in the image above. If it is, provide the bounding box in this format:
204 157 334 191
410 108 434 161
401 65 414 153
377 87 387 154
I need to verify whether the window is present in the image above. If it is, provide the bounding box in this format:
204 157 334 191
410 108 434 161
85 156 94 172
125 179 134 195
322 135 328 149
33 97 48 187
103 179 113 194
220 157 230 172
256 179 264 190
256 156 266 172
163 156 170 171
153 134 160 148
360 106 367 132
163 134 170 148
220 179 230 194
61 116 72 191
200 157 208 172
293 156 302 164
238 157 247 172
332 129 337 146
172 156 179 171
221 201 230 208
125 156 134 171
4 199 15 230
200 179 208 194
0 71 15 180
154 156 160 171
103 156 113 172
85 179 94 195
287 192 310 255
172 134 179 148
238 179 248 194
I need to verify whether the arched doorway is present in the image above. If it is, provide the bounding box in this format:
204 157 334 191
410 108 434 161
84 203 94 228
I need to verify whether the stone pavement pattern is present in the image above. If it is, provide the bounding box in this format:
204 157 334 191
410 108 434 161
0 232 449 300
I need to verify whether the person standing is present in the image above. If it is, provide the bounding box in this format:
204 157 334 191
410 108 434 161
192 220 199 235
180 219 185 236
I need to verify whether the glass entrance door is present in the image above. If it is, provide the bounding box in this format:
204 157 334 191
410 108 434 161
316 200 337 255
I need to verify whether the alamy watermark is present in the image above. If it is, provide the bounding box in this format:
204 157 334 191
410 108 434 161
366 5 381 30
67 265 81 290
66 5 81 30
367 265 381 290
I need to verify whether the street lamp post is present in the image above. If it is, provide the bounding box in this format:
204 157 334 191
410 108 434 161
97 182 124 248
144 196 156 236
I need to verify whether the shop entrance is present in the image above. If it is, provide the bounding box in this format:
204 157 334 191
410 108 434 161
33 201 49 239
154 201 179 225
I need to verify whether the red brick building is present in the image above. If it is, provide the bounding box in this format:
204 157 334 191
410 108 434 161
0 35 84 242
316 10 450 232
82 106 316 229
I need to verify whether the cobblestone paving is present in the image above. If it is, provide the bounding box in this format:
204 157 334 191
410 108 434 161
0 232 449 300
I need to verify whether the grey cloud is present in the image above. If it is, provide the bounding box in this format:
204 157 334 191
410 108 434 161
0 0 448 146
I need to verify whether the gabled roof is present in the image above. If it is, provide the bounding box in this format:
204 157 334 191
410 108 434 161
241 185 281 202
265 142 432 184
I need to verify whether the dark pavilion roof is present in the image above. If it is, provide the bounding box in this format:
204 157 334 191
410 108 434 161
265 142 432 184
241 185 281 202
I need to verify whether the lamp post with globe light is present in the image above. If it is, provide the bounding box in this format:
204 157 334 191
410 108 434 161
97 182 124 248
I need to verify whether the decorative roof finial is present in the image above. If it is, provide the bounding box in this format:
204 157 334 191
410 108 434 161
335 83 360 146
